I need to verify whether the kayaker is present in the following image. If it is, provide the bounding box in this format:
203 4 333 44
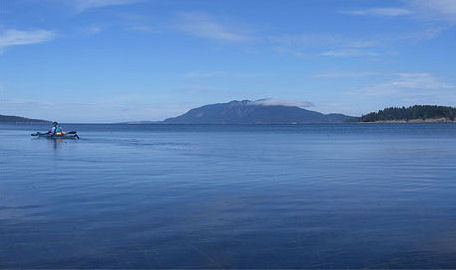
48 122 66 136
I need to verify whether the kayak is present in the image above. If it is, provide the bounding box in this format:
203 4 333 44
31 132 79 139
31 131 79 139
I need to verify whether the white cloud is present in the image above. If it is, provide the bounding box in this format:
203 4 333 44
392 73 454 89
336 1 456 45
340 7 413 16
409 0 456 24
81 24 104 35
72 0 142 13
398 27 446 41
341 1 456 25
0 29 56 49
250 98 314 108
176 12 252 42
269 34 380 58
352 73 455 97
345 73 456 110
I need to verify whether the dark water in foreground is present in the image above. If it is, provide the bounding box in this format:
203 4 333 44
1 123 456 268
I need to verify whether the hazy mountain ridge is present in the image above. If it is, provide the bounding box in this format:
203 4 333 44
162 100 357 124
0 114 50 123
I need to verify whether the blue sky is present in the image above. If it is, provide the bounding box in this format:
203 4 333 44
1 0 455 122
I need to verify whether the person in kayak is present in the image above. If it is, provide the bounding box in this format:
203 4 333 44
48 122 66 136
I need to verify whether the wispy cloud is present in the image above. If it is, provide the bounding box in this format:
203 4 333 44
352 73 455 97
81 24 104 35
269 33 380 58
0 29 56 49
268 34 380 48
391 73 454 89
72 0 142 13
397 27 446 41
340 8 413 17
345 73 456 110
250 98 315 108
409 0 456 24
78 14 161 35
268 34 343 47
347 40 379 48
313 72 380 78
118 13 161 33
320 49 379 57
176 12 252 43
339 2 456 42
181 71 267 81
125 24 155 32
183 71 228 78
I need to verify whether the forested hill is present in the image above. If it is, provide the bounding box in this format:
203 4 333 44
361 105 456 122
162 100 357 124
0 115 49 123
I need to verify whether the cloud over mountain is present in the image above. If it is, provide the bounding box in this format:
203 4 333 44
250 98 315 108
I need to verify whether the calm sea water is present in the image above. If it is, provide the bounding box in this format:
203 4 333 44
1 123 456 268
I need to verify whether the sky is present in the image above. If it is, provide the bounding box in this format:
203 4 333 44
1 0 455 122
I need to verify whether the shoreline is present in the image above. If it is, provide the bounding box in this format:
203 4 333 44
361 118 456 123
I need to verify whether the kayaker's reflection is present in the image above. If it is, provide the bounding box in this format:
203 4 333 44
48 137 64 150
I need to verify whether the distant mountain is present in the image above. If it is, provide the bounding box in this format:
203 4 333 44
116 121 161 124
361 105 456 122
0 114 49 123
162 100 357 124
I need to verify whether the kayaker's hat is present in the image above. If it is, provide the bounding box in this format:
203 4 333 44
52 122 58 125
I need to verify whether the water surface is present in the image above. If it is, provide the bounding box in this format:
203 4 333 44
1 123 456 268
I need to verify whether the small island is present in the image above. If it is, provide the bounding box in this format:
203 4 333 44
361 105 456 123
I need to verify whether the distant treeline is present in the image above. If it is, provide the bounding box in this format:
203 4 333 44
361 105 456 122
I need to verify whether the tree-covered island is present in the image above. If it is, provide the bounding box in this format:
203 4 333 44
361 105 456 122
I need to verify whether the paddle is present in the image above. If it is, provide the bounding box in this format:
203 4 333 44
31 132 47 136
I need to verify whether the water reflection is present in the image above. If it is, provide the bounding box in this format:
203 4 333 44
32 137 69 150
50 138 65 150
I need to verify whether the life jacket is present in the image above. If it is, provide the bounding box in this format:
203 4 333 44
51 126 65 136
